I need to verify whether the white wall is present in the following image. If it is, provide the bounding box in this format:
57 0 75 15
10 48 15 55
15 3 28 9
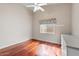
0 4 33 48
67 4 79 48
72 4 79 38
33 4 72 38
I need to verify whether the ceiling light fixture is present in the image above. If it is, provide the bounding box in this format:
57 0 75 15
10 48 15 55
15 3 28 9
26 3 47 12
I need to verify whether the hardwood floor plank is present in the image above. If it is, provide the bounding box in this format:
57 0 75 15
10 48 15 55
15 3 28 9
0 39 61 56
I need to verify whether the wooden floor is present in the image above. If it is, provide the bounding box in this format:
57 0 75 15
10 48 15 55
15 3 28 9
0 39 61 56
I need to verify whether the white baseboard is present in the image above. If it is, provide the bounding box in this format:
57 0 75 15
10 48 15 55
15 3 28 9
0 38 31 49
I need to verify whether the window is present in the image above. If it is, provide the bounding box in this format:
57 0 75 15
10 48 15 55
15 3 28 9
40 18 56 34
